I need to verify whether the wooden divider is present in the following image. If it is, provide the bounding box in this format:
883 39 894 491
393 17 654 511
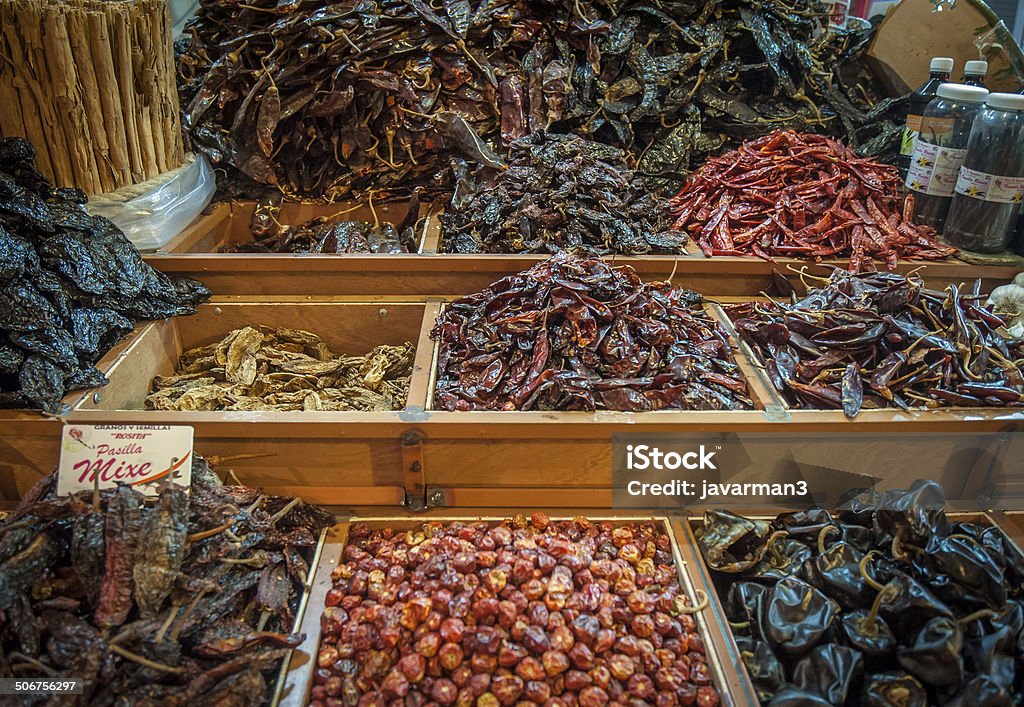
143 204 1021 297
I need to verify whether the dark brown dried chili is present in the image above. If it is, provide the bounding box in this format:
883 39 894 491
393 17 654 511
431 252 752 412
727 270 1024 417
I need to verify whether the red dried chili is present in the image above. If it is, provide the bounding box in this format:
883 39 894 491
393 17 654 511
669 131 956 272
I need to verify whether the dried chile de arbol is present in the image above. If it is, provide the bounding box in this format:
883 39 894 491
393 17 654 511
0 137 210 413
698 481 1024 705
727 270 1024 417
431 252 753 412
669 131 955 272
0 457 333 704
177 0 903 200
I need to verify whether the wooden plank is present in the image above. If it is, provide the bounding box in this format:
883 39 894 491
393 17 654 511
154 202 232 254
669 517 758 707
144 249 1018 298
278 522 349 707
407 301 441 412
437 486 613 508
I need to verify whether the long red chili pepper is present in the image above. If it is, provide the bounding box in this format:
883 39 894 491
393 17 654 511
668 130 956 272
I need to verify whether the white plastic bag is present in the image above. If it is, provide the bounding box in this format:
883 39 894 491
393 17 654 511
88 154 215 251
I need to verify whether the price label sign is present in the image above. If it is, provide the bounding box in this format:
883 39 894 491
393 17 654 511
57 424 194 496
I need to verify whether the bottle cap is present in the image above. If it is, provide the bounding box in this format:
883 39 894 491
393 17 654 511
986 92 1024 111
935 83 989 102
964 60 988 76
930 57 955 73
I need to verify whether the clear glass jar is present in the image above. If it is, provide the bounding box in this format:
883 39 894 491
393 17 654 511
944 93 1024 253
905 83 988 231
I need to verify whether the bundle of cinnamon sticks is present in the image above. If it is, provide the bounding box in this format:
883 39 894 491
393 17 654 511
0 0 184 194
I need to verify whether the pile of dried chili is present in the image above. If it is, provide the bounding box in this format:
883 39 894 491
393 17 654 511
315 515 720 706
440 133 686 255
0 457 334 703
431 252 753 412
225 196 420 254
669 131 956 272
697 482 1024 705
177 0 902 200
0 137 210 413
726 270 1024 418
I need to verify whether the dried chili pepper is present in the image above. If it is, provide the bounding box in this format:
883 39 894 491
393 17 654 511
670 131 956 272
440 133 686 255
225 195 419 254
313 517 720 706
431 252 753 411
699 483 1024 705
177 0 902 200
94 485 143 628
0 457 333 703
0 138 210 412
727 270 1024 417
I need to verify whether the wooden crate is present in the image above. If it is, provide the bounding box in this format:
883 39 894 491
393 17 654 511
0 322 149 500
67 298 438 505
276 514 756 707
156 199 439 255
416 300 783 507
146 206 1020 298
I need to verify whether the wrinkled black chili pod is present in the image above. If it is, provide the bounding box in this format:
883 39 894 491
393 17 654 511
802 525 871 607
897 615 964 687
697 511 772 574
874 480 950 546
765 578 838 656
726 582 770 643
942 673 1015 707
764 686 833 706
861 671 928 707
921 534 1006 610
749 533 812 582
735 636 785 704
839 583 898 655
790 643 863 704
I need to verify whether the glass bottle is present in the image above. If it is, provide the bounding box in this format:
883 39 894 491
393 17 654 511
899 57 954 180
945 93 1024 253
962 60 988 88
905 83 988 231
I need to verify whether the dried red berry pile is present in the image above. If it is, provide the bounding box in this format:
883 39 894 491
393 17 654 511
312 514 719 706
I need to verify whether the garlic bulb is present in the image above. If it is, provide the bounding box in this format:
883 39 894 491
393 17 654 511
987 283 1024 333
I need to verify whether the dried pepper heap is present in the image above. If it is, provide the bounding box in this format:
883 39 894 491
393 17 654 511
727 270 1024 418
225 195 420 254
440 133 686 255
177 0 901 200
0 457 334 704
315 515 720 707
431 253 752 411
0 137 209 413
670 131 956 272
147 326 414 411
697 482 1024 705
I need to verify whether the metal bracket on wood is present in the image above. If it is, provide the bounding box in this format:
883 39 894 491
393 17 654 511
401 430 427 511
426 487 449 509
